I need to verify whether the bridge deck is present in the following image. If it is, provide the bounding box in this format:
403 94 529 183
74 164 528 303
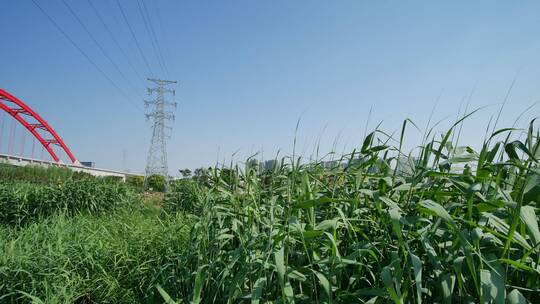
0 153 142 181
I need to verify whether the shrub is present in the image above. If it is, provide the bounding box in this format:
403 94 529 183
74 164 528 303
126 175 145 191
145 174 166 192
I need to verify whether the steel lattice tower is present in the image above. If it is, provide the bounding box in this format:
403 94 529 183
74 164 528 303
144 78 177 186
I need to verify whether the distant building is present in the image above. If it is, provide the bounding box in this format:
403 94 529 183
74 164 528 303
80 161 95 168
395 156 417 176
262 159 278 171
247 159 259 169
321 160 340 169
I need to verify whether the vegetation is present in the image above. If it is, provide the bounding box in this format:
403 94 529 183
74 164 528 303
146 174 167 192
0 163 91 184
127 174 145 191
0 179 136 226
1 117 539 303
164 179 204 214
0 165 191 303
0 209 191 303
158 119 540 303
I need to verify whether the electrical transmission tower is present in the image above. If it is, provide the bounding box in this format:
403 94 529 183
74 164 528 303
144 78 177 187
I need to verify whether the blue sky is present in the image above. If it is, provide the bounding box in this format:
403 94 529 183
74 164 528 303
1 1 540 174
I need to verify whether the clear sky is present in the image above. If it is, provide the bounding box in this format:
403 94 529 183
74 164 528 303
1 1 540 175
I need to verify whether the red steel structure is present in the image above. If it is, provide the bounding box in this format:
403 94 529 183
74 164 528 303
0 89 77 164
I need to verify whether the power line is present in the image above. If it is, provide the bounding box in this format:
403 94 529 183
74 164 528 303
115 0 154 77
136 0 165 76
137 0 169 77
140 0 169 75
154 0 173 67
86 0 146 87
61 0 143 100
30 0 143 112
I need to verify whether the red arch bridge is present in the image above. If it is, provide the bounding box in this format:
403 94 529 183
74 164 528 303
0 88 141 180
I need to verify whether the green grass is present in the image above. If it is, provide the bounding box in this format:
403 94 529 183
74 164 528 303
159 119 540 303
1 117 539 303
0 208 191 303
0 179 138 226
0 163 91 184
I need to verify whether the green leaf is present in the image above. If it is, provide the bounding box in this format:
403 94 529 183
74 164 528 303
362 131 375 153
283 282 295 302
480 256 506 303
506 289 527 304
324 231 341 258
410 253 422 304
274 247 294 302
524 174 540 193
505 142 520 160
302 229 323 239
315 218 339 231
440 273 455 304
275 247 285 285
520 206 540 245
16 291 45 304
251 277 266 304
293 197 341 209
191 265 207 304
489 127 520 140
157 285 179 304
313 270 332 301
286 269 307 282
486 213 532 250
523 173 540 204
393 183 412 191
500 259 540 275
420 200 455 226
382 266 402 304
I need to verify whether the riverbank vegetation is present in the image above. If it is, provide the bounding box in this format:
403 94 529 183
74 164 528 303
1 118 539 303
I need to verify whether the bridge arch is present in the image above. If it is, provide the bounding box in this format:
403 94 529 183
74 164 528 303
0 89 77 164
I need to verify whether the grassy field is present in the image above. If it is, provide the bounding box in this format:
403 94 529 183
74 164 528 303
1 119 539 303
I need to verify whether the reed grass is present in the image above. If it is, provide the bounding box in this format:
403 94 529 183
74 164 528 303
0 208 191 303
1 117 539 303
160 118 540 303
0 179 137 226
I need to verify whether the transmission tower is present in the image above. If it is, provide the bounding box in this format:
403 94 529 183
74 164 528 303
144 78 177 187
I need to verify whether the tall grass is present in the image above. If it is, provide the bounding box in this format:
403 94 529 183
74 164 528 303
1 118 538 303
0 163 91 184
0 179 137 226
0 208 191 303
160 119 540 303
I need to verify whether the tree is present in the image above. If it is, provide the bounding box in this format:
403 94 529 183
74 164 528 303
145 174 166 192
126 175 144 191
179 169 192 178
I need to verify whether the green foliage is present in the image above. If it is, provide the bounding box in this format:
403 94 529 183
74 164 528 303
0 179 137 226
179 168 192 178
1 118 539 303
160 120 540 303
0 209 191 303
193 167 212 185
102 175 124 184
146 174 166 192
0 163 91 184
126 175 145 191
163 179 204 214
